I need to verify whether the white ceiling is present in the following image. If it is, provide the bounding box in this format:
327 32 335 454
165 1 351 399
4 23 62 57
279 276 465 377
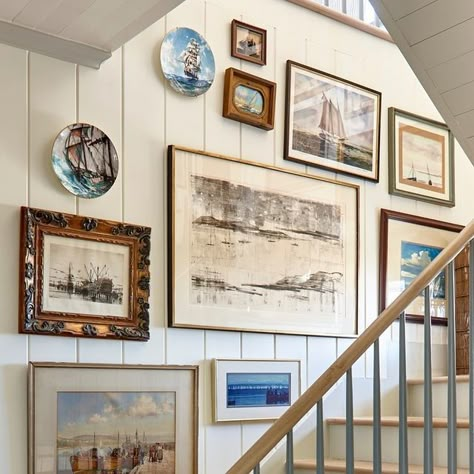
0 0 185 68
370 0 474 166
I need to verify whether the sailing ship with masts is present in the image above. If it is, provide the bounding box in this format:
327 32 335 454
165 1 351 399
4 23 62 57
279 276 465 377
66 124 117 184
178 38 201 80
318 92 347 162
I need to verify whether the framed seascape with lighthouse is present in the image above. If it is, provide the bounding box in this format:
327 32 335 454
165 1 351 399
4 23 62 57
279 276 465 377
388 107 455 207
284 60 381 182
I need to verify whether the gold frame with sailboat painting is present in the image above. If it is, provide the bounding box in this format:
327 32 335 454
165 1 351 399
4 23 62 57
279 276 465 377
284 60 381 182
388 107 455 207
168 145 359 337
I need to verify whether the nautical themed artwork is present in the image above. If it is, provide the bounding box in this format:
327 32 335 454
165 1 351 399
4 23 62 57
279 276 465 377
57 391 176 474
379 209 463 325
234 84 264 115
214 359 300 421
227 373 291 407
52 123 119 198
19 207 151 341
388 107 454 206
29 363 198 474
223 68 276 130
231 20 267 65
160 27 215 97
285 60 381 181
43 234 130 318
169 146 359 336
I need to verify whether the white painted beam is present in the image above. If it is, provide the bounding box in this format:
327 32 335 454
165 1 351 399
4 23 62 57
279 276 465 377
0 19 110 68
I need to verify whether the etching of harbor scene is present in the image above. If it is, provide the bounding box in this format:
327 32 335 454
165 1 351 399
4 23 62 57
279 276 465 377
57 391 175 474
190 174 345 316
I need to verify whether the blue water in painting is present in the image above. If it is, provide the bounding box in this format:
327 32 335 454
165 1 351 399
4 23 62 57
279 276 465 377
52 153 113 199
163 73 213 97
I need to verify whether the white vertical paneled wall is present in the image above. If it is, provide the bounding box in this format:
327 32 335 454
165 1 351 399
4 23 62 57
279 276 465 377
1 0 474 473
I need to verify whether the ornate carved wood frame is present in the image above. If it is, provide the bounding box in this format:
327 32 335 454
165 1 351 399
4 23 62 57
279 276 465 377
19 206 151 340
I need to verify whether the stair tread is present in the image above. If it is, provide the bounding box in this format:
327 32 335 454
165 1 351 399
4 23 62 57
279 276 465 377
327 415 469 428
294 458 469 473
409 375 469 385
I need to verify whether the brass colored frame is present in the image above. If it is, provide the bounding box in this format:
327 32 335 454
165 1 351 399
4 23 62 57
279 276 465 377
28 362 199 474
168 145 360 336
19 206 151 340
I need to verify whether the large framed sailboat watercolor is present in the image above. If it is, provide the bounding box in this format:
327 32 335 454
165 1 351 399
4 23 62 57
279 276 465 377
168 146 359 336
284 61 381 182
388 107 455 207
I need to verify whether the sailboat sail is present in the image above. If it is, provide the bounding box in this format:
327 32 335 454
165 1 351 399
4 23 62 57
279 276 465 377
318 93 347 140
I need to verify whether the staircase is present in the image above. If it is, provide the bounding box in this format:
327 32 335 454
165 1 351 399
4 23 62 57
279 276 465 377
226 222 474 474
295 376 472 473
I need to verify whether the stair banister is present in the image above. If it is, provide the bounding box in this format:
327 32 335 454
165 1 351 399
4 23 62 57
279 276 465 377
226 219 474 474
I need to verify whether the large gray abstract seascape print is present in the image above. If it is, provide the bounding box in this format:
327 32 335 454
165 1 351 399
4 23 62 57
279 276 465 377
190 174 345 316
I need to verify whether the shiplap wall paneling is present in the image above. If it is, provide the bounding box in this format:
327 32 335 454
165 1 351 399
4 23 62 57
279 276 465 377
28 52 78 363
0 43 28 474
204 330 242 474
204 1 241 156
77 50 123 221
122 17 167 363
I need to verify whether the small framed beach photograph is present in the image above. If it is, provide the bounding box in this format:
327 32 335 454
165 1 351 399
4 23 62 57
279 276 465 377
388 107 455 206
379 209 463 325
223 67 276 130
231 19 267 65
19 206 151 340
285 60 381 181
213 359 300 422
28 362 198 474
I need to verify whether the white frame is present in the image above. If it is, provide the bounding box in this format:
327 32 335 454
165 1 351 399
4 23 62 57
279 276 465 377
213 359 300 422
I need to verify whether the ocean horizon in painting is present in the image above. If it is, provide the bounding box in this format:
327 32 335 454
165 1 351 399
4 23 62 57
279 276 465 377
226 373 291 408
57 391 175 473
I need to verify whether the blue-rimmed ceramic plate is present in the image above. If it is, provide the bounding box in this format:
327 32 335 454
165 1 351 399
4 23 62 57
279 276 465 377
52 123 119 199
161 27 215 97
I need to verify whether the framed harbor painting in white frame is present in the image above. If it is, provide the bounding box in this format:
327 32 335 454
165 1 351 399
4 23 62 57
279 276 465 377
213 359 300 422
168 145 359 337
285 60 381 182
388 107 455 207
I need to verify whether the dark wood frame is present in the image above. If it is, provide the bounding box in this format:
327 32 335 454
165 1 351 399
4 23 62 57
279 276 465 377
231 19 267 65
223 67 276 131
284 60 381 182
379 208 463 325
388 107 455 207
19 207 151 340
168 145 360 337
28 362 199 474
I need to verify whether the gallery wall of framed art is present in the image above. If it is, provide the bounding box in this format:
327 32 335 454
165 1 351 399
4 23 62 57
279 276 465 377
3 0 474 472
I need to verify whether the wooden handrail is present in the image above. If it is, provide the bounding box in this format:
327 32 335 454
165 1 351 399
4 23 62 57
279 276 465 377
227 219 474 474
